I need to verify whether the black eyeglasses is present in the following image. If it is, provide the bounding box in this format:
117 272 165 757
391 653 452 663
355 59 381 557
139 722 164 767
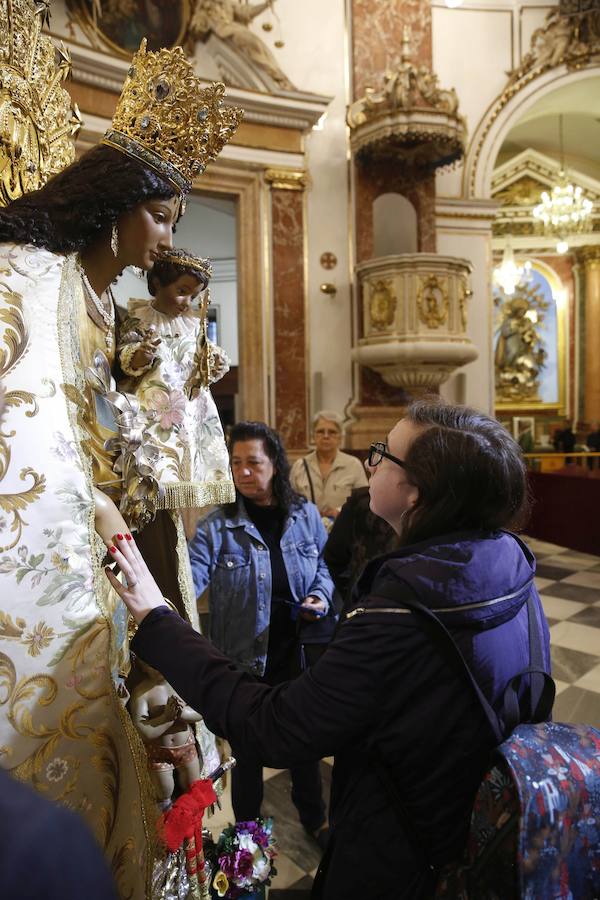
368 441 407 470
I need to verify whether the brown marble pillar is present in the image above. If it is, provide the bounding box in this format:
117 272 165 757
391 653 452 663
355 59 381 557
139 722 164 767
582 247 600 425
266 169 309 450
350 0 436 426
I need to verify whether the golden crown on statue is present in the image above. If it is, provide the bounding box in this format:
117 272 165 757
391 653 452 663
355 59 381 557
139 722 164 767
0 0 81 206
103 39 244 196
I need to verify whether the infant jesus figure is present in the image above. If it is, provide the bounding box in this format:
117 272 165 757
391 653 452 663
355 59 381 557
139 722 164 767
117 246 232 512
116 248 234 621
129 657 204 809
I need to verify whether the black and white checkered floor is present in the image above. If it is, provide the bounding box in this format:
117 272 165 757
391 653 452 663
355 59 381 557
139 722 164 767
207 537 600 897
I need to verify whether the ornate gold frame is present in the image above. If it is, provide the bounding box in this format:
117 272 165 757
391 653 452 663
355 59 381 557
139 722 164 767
495 258 567 415
416 275 449 330
67 0 191 60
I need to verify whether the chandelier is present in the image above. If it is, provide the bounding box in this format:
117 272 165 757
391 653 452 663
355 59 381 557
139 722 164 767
493 238 532 296
532 115 593 253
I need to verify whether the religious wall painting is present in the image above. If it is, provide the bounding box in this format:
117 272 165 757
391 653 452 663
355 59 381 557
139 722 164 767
67 0 190 57
494 262 566 413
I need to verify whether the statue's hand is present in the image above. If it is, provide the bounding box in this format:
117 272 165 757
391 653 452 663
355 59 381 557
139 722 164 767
164 695 184 722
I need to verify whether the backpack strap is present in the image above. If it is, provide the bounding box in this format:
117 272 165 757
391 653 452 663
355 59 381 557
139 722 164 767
501 594 555 734
370 580 555 742
302 458 316 505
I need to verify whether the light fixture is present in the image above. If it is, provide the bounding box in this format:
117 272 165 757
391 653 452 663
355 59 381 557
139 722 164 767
493 238 532 296
533 115 593 254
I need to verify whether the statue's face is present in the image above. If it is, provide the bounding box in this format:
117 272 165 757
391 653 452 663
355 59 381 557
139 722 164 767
153 273 203 316
117 195 179 270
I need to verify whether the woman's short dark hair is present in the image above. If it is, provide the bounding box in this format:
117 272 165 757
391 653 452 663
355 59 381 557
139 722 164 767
226 421 305 515
0 144 176 254
147 256 209 297
400 399 530 545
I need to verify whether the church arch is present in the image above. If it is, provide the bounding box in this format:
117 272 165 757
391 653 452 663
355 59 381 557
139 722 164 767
464 63 600 200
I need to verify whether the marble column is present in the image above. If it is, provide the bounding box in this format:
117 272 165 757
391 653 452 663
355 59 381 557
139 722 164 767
581 247 600 425
266 169 309 450
349 0 436 430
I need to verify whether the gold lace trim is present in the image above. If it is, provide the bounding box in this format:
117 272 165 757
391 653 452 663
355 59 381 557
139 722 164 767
156 479 235 510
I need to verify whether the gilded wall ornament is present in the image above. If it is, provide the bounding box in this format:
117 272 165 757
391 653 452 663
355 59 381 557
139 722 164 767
368 279 397 331
494 283 550 403
320 252 338 270
264 168 307 191
417 276 449 329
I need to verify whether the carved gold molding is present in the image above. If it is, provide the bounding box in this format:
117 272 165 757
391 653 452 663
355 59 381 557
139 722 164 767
417 275 449 329
368 279 397 331
264 168 308 191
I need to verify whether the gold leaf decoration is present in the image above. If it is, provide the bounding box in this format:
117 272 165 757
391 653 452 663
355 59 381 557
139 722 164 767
0 467 47 552
91 729 120 848
0 288 27 378
0 611 27 640
0 651 17 704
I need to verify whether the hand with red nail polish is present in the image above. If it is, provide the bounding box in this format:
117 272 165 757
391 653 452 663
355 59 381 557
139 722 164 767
104 532 167 623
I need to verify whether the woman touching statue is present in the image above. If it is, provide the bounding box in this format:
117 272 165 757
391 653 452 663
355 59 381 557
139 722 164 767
0 38 242 898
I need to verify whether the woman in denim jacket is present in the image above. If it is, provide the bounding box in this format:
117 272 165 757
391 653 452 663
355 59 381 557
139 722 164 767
188 421 335 845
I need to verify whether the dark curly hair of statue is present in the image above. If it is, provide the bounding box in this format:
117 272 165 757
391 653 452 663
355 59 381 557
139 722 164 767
225 421 306 516
398 398 530 546
147 253 210 297
0 144 176 254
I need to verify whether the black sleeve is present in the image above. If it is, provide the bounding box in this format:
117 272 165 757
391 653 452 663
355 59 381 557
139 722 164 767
131 607 381 767
323 494 356 595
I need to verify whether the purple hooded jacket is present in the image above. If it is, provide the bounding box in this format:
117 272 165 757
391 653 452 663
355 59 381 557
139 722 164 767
131 529 551 900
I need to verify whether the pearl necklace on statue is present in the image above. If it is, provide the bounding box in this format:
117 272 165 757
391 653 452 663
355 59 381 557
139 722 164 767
79 265 115 351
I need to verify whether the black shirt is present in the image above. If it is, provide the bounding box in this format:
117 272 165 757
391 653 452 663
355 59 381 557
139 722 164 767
244 499 297 681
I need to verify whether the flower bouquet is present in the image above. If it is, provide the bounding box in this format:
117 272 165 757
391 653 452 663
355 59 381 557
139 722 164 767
209 818 277 899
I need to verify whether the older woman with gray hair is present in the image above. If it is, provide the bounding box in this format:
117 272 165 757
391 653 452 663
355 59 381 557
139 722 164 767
291 410 367 523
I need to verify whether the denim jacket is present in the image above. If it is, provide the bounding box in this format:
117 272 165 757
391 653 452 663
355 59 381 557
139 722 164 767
188 497 335 675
